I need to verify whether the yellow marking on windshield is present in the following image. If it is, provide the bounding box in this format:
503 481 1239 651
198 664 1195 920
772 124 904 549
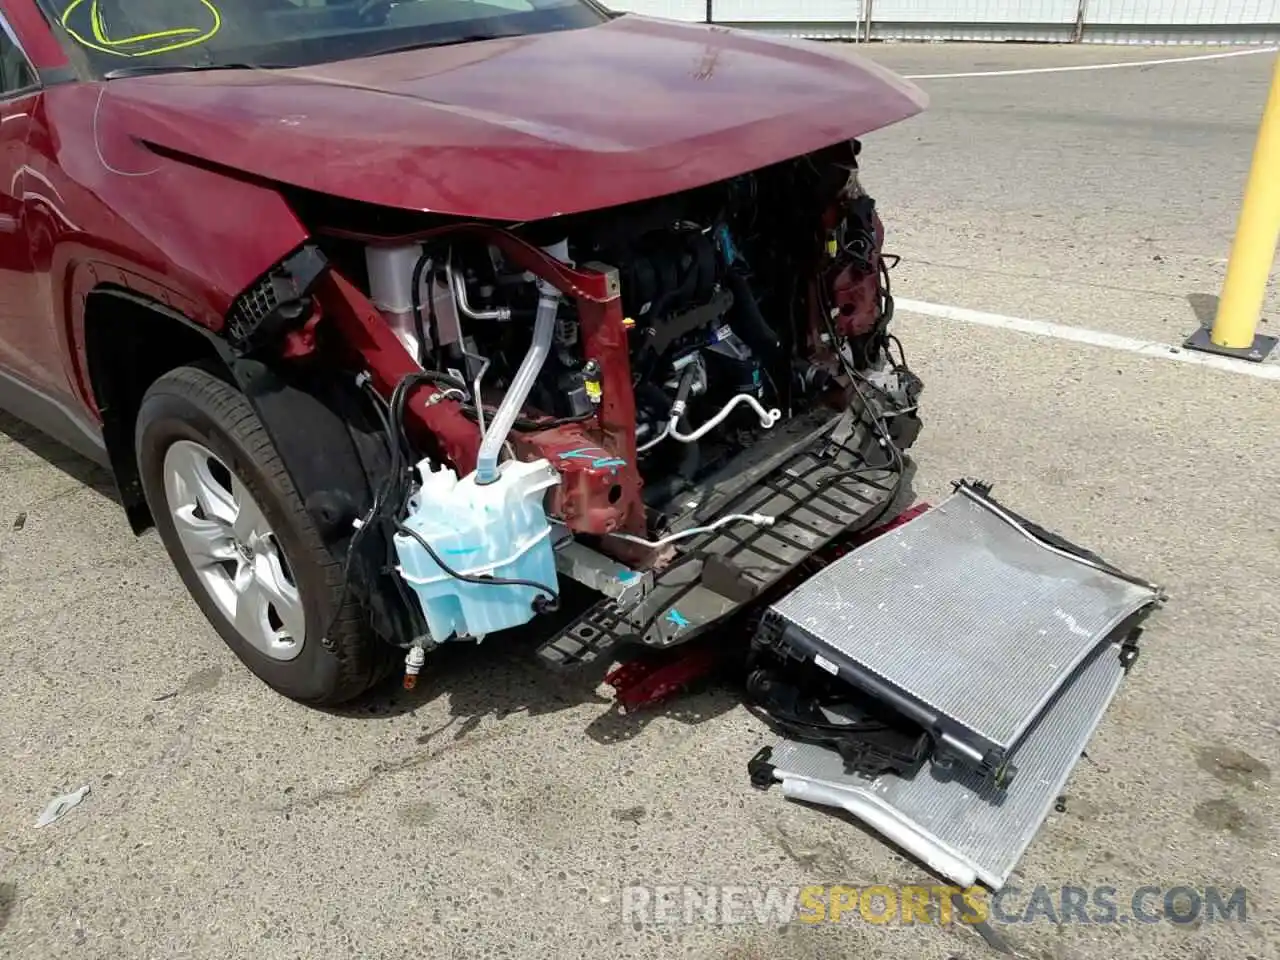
91 3 201 44
61 0 222 57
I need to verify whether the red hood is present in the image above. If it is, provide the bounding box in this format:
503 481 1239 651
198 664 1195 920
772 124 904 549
101 16 926 221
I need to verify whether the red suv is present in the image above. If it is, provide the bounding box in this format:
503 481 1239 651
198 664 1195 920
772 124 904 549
0 0 925 704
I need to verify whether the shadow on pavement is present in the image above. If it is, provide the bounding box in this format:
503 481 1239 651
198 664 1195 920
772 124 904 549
331 589 740 745
1187 292 1219 328
0 410 117 505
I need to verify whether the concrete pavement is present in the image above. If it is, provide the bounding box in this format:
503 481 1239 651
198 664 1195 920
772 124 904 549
2 42 1278 960
862 42 1280 346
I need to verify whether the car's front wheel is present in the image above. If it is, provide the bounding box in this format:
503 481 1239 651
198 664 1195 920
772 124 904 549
135 366 389 704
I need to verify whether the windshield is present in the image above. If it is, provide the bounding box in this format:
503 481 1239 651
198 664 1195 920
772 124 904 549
38 0 607 75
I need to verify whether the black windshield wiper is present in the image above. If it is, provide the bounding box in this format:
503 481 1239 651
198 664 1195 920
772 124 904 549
104 62 286 80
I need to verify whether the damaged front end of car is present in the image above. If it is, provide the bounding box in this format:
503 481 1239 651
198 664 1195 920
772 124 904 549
217 134 923 677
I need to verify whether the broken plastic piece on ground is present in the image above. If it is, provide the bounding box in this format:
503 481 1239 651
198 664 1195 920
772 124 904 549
743 667 930 777
35 785 90 828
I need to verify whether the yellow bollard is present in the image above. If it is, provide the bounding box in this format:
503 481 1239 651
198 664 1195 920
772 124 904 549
1186 52 1280 361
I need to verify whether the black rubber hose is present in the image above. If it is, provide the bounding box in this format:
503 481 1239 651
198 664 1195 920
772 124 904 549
725 268 781 360
409 253 432 367
635 380 673 419
669 361 698 421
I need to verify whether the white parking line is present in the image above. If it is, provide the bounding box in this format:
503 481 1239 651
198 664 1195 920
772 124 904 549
894 297 1280 380
903 45 1277 80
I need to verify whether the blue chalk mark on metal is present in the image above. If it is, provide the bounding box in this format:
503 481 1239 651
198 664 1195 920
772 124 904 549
444 545 481 555
558 447 628 470
616 571 640 583
666 609 691 629
715 223 739 265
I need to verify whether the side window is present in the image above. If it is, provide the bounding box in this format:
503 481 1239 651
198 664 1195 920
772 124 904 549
0 21 37 97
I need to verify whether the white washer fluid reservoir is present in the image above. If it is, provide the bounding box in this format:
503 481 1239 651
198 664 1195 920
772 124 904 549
393 457 560 643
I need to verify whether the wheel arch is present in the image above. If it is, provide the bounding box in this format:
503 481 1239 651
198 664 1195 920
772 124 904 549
84 285 379 534
83 286 414 648
83 286 231 533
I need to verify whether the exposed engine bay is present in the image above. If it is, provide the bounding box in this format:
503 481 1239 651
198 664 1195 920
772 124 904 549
286 138 922 659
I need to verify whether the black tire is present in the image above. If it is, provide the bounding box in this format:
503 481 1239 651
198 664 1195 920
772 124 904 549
136 365 391 705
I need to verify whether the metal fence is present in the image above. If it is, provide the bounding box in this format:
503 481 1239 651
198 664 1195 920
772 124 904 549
606 0 1280 44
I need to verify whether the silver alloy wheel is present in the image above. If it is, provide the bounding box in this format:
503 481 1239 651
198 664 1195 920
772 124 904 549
162 439 306 661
